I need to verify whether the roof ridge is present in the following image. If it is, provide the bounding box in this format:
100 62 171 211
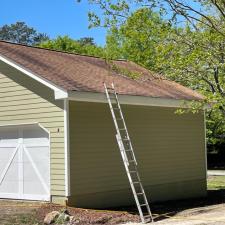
0 40 128 62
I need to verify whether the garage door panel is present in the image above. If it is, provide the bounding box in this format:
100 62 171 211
0 125 50 201
25 146 50 185
0 147 17 165
23 153 48 196
0 151 19 194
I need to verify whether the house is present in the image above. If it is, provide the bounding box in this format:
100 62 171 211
0 40 207 208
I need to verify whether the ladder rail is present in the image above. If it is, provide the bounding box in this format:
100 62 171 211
111 83 138 165
104 82 154 223
104 83 129 165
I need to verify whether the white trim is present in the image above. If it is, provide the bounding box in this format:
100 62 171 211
64 99 70 197
0 122 39 127
18 131 23 198
0 193 50 201
0 122 50 135
67 91 195 108
204 110 208 179
0 54 68 99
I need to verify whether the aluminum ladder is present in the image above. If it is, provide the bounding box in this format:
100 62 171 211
104 83 154 223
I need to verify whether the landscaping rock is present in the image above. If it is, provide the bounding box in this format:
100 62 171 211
55 212 70 224
44 211 60 224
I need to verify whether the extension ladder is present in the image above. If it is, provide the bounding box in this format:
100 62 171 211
104 83 154 223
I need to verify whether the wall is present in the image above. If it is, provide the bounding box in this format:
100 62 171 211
0 61 66 200
69 101 206 208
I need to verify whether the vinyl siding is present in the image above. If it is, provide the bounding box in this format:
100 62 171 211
0 62 65 197
69 101 206 208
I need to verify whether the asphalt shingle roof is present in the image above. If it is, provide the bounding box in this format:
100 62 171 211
0 41 204 100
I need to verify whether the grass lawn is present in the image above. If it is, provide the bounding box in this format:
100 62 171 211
207 175 225 190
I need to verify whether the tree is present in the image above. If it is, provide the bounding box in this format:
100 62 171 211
155 24 225 150
77 37 95 46
77 0 225 151
105 8 225 151
106 8 171 67
0 22 49 45
78 0 225 37
39 36 105 58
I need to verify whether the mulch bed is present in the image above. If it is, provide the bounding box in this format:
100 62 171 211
36 204 140 225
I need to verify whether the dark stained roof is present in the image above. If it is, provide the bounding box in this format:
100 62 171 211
0 41 204 100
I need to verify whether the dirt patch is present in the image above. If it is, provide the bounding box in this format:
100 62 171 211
37 204 140 225
0 200 139 225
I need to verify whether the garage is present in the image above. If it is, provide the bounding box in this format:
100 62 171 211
0 124 50 201
0 41 207 207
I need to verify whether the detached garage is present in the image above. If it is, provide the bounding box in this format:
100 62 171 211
0 41 207 207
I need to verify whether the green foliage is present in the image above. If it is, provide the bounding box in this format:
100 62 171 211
0 22 49 45
109 61 141 79
39 36 105 57
105 8 225 150
77 37 95 46
106 8 171 69
78 0 225 38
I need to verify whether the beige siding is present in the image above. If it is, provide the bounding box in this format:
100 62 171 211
69 101 206 208
0 62 65 197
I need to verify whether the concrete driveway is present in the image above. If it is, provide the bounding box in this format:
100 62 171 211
122 204 225 225
208 170 225 176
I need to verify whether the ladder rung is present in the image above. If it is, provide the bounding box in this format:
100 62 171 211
132 182 140 184
129 171 137 173
129 160 136 163
122 138 130 141
137 192 144 195
144 215 152 221
107 87 115 90
119 128 126 131
140 204 148 207
144 215 151 218
113 107 120 110
125 149 132 152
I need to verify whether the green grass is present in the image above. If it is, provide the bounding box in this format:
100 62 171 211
207 176 225 190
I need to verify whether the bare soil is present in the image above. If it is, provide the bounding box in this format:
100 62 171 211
0 200 139 225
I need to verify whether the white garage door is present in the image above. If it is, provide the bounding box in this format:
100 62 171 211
0 124 50 201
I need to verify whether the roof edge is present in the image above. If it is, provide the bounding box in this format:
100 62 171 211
0 40 128 62
0 53 68 99
66 91 203 108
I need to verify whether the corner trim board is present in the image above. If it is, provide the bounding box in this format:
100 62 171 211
64 99 70 197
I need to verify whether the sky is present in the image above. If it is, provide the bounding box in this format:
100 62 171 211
0 0 107 45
